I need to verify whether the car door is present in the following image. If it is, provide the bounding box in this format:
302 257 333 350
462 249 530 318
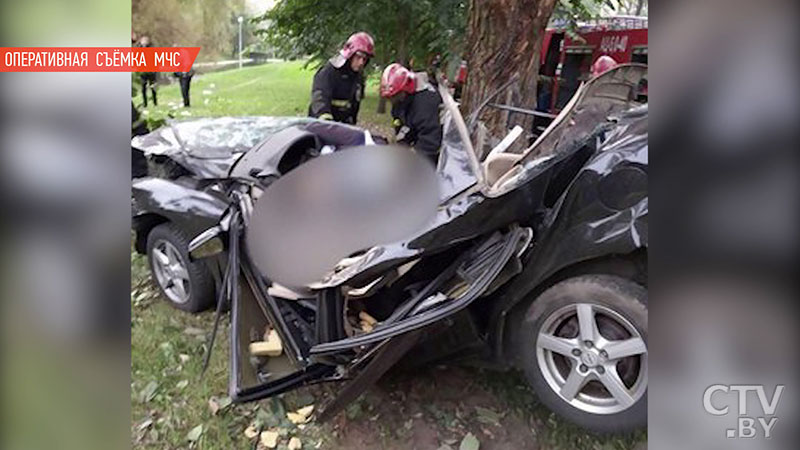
227 221 335 404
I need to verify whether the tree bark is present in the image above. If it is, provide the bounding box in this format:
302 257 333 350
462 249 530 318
461 0 557 143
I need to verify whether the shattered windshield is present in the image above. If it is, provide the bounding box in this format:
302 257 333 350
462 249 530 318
132 117 312 159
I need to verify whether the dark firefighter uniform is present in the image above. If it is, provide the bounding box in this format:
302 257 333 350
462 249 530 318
308 62 365 124
391 84 443 165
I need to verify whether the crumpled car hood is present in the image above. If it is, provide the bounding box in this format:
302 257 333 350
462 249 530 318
310 65 648 290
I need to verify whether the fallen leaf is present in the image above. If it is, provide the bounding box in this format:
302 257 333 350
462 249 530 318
176 380 189 390
209 397 220 415
459 432 480 450
287 412 306 424
255 408 271 426
140 381 159 403
186 424 203 442
260 429 279 448
244 424 259 439
475 406 502 426
218 396 233 410
137 418 153 431
287 404 314 424
296 405 314 418
288 436 302 450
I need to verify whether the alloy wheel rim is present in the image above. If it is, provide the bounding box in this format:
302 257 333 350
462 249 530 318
535 302 647 415
151 240 191 304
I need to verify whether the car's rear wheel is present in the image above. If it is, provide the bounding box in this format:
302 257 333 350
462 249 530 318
146 223 215 313
518 275 647 433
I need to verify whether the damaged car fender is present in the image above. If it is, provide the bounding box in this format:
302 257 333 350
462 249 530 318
489 105 649 359
132 177 228 245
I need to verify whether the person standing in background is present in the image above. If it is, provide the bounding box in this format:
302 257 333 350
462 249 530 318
172 45 195 108
172 70 194 107
308 32 374 124
138 35 158 107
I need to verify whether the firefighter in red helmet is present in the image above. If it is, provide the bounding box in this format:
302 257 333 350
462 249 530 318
308 32 374 124
591 55 618 78
380 63 443 165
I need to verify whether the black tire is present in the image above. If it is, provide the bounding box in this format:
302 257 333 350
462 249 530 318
517 275 647 433
146 223 215 313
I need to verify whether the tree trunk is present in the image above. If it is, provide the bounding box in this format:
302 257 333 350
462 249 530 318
461 0 557 144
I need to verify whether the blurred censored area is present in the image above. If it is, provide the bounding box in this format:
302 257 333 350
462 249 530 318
248 145 438 288
650 1 798 449
0 1 131 450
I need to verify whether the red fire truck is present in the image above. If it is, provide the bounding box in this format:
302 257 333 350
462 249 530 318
539 15 648 114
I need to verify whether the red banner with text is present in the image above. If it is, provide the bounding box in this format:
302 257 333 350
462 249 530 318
0 47 201 72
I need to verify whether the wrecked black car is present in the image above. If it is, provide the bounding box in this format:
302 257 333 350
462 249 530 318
131 64 648 433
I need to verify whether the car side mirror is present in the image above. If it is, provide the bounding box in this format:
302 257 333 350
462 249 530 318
189 226 224 260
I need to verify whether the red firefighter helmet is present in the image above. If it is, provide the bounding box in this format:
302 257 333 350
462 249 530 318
380 63 416 98
591 55 618 77
341 32 375 59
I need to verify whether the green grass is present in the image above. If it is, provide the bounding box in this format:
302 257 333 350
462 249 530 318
137 60 393 137
132 61 646 449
